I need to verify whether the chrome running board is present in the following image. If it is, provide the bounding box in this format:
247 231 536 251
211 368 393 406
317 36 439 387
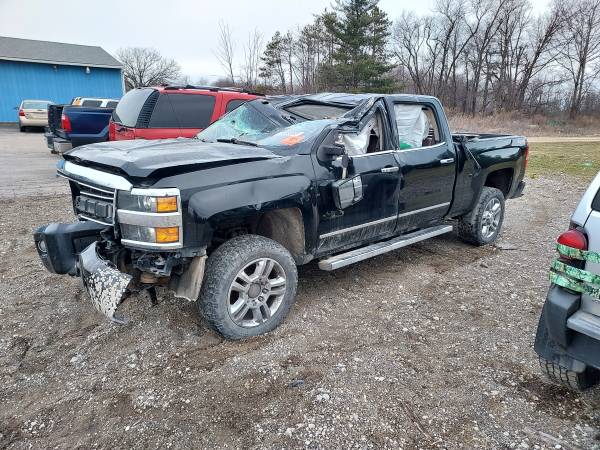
318 225 453 271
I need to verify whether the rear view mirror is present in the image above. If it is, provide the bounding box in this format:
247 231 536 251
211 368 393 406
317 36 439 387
332 175 363 209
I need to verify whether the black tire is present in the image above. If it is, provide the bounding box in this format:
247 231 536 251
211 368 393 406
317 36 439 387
19 126 25 132
458 186 505 246
539 357 600 391
198 234 298 340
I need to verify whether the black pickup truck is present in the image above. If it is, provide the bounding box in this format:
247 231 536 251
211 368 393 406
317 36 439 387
34 93 527 339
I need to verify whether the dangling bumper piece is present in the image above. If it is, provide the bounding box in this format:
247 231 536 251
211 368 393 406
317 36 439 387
79 242 133 324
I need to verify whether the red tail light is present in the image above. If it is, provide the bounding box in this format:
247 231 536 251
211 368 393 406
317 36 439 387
18 109 25 117
557 229 587 259
524 142 529 170
108 119 115 141
61 113 72 133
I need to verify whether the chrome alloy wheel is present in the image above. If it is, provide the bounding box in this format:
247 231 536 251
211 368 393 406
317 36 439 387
481 197 501 239
227 258 287 328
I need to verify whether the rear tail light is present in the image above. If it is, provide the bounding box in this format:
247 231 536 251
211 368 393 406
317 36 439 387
557 229 587 260
524 142 529 170
18 109 25 117
61 113 72 133
108 119 115 141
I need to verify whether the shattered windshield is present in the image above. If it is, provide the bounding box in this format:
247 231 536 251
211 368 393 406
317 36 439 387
197 103 333 151
197 103 279 142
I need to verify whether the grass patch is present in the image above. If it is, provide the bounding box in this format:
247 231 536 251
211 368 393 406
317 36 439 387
527 141 600 179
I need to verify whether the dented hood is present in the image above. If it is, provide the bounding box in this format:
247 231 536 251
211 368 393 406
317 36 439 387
63 137 280 178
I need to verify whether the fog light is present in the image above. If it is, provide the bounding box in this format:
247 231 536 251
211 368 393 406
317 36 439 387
156 227 179 243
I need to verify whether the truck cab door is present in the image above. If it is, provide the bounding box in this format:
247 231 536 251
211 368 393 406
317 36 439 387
388 99 457 233
313 104 401 254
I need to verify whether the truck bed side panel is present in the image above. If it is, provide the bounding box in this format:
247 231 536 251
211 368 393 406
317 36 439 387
449 135 527 217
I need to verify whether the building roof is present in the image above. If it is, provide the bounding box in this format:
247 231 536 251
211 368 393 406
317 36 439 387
0 36 121 69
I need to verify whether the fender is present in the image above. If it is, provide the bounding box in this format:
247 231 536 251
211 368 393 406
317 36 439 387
188 175 313 223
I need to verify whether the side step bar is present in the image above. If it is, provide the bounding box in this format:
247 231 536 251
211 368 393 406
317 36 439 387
318 225 453 271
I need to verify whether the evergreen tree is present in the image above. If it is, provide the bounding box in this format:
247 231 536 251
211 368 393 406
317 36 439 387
322 0 393 92
259 31 287 92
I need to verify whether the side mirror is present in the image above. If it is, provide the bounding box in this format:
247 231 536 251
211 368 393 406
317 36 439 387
332 175 363 210
320 144 345 160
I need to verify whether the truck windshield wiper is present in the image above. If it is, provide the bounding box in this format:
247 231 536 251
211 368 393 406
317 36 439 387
216 138 258 147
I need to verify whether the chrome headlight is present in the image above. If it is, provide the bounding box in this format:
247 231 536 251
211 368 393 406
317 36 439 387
116 188 182 249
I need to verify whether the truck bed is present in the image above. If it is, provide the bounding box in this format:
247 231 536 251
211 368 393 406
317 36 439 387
45 104 116 152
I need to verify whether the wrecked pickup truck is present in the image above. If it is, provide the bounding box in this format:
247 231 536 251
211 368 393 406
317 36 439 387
34 93 527 339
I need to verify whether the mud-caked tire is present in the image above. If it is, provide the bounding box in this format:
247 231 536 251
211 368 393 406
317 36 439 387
458 186 505 246
539 357 600 391
198 234 298 340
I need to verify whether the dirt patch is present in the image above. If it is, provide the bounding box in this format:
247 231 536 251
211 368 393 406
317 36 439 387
1 176 600 449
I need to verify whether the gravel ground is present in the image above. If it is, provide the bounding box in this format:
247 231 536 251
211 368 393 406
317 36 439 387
1 174 599 450
0 126 67 199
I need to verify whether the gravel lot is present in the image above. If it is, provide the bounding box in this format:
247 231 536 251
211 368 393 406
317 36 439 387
0 125 68 198
1 128 599 449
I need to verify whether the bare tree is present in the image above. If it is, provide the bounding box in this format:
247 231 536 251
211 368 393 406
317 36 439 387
242 29 263 88
557 0 600 118
392 12 437 94
215 21 236 84
116 47 181 90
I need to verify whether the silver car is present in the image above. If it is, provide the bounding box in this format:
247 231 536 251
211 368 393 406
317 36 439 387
535 171 600 390
18 100 54 131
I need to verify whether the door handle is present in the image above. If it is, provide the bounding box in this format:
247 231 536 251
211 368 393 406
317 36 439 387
440 158 455 165
381 166 399 173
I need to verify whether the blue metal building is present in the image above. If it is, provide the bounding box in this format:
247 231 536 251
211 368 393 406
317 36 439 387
0 36 123 122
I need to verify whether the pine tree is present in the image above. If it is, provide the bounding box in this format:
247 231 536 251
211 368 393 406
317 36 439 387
322 0 393 92
259 31 287 92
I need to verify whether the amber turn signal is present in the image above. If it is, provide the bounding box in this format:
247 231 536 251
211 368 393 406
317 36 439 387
156 196 178 212
155 227 179 243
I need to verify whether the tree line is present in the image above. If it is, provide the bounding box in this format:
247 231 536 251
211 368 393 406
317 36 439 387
117 0 600 118
220 0 600 118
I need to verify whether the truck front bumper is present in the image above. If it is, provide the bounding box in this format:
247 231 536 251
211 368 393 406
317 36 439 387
534 285 600 371
78 242 132 324
34 221 132 323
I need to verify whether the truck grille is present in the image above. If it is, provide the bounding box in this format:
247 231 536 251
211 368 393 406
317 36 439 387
69 179 116 225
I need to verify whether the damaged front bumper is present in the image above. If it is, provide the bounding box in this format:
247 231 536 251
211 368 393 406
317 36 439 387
35 221 207 325
79 242 132 324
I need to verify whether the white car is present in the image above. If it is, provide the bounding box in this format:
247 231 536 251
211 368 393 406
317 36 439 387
71 97 118 108
535 171 600 390
18 99 54 131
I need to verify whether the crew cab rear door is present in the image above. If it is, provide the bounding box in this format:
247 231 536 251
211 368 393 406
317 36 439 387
388 98 457 232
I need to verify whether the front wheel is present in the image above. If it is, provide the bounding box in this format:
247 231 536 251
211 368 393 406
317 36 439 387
198 234 298 340
458 186 505 246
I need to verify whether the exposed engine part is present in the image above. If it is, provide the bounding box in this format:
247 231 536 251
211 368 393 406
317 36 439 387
140 272 160 284
132 252 176 277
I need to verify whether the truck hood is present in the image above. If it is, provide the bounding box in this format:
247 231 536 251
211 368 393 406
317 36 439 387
63 138 280 178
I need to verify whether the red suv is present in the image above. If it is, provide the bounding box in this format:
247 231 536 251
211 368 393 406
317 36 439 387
109 86 259 141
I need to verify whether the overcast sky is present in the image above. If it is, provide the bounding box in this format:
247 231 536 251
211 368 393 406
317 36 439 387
0 0 550 81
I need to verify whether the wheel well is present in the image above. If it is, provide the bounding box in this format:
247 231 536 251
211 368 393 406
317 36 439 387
484 169 513 197
211 207 305 259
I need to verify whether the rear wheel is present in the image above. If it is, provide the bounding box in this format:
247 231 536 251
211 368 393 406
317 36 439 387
19 126 25 132
198 234 298 340
458 186 505 246
539 357 600 391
